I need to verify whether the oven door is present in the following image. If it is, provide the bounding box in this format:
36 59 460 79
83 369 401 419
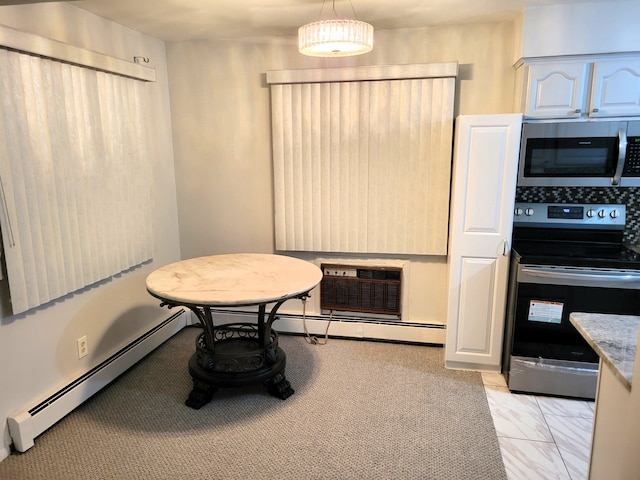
505 263 640 399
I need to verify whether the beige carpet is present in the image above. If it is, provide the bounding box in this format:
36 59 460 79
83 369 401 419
0 326 507 479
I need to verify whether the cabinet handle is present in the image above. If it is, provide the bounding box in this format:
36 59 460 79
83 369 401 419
574 108 582 114
592 108 599 113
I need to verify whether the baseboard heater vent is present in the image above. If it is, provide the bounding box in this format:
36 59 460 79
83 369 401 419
320 264 402 316
7 310 186 453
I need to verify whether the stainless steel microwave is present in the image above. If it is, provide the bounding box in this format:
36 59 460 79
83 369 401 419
518 121 640 187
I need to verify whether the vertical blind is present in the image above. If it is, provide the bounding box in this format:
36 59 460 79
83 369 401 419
0 47 153 314
268 64 456 255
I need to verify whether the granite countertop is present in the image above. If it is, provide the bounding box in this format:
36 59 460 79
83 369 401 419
570 313 639 391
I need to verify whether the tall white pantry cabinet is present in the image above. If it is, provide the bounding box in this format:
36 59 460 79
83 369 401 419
445 114 523 371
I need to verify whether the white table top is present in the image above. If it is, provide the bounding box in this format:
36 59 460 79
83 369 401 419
146 253 323 307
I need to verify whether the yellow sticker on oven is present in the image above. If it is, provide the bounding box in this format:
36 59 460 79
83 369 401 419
528 300 563 324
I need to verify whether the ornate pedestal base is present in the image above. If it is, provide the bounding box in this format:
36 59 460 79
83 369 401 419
185 328 294 409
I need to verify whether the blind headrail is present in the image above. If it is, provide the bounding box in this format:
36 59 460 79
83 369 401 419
0 22 155 82
266 62 458 85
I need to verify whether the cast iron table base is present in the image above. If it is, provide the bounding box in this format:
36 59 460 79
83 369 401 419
184 323 294 409
155 297 305 409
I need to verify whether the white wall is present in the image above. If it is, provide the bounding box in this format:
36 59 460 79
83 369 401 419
520 0 640 58
165 21 518 335
0 3 181 460
161 0 640 339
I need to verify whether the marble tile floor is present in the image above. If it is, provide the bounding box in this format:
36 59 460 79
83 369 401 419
482 373 594 480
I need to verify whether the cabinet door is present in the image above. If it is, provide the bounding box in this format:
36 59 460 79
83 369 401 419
590 58 640 117
445 114 522 370
523 62 590 119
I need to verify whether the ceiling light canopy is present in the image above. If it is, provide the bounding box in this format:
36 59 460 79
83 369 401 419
298 1 373 57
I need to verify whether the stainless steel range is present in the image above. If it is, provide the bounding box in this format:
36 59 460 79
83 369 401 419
503 202 640 399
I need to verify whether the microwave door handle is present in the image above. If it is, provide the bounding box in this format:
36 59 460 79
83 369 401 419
611 128 628 186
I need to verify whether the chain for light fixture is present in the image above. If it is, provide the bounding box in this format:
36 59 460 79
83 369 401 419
298 0 374 57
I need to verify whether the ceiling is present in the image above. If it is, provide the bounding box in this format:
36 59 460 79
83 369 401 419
1 0 602 42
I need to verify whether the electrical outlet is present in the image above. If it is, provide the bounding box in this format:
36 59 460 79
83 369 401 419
77 335 88 359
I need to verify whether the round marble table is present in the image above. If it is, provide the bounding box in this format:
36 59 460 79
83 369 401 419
146 253 323 409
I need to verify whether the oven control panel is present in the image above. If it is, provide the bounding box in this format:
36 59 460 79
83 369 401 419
513 203 626 227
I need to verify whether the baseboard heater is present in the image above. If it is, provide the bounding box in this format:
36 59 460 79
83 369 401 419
320 264 402 316
7 310 186 453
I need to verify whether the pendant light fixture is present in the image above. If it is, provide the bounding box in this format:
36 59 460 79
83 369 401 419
298 0 374 57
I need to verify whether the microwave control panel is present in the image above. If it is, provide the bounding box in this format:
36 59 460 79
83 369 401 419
625 137 640 176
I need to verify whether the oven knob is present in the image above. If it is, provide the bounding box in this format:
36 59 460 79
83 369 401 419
610 209 619 219
524 208 534 216
586 209 596 218
598 209 606 218
514 207 523 216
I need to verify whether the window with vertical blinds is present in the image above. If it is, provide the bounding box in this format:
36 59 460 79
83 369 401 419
0 44 154 314
267 63 457 256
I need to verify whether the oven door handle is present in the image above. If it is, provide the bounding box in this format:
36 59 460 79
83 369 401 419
519 266 640 288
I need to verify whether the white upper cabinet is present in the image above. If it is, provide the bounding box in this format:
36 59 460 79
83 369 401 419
590 58 640 118
516 54 640 120
522 61 590 119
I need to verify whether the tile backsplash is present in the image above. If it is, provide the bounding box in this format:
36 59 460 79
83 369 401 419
515 187 640 246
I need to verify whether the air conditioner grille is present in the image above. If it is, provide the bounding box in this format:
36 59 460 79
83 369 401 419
320 264 402 316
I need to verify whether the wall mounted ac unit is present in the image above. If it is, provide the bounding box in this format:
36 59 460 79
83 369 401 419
320 264 401 316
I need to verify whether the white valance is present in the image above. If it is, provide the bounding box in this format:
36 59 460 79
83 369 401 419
0 22 155 82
